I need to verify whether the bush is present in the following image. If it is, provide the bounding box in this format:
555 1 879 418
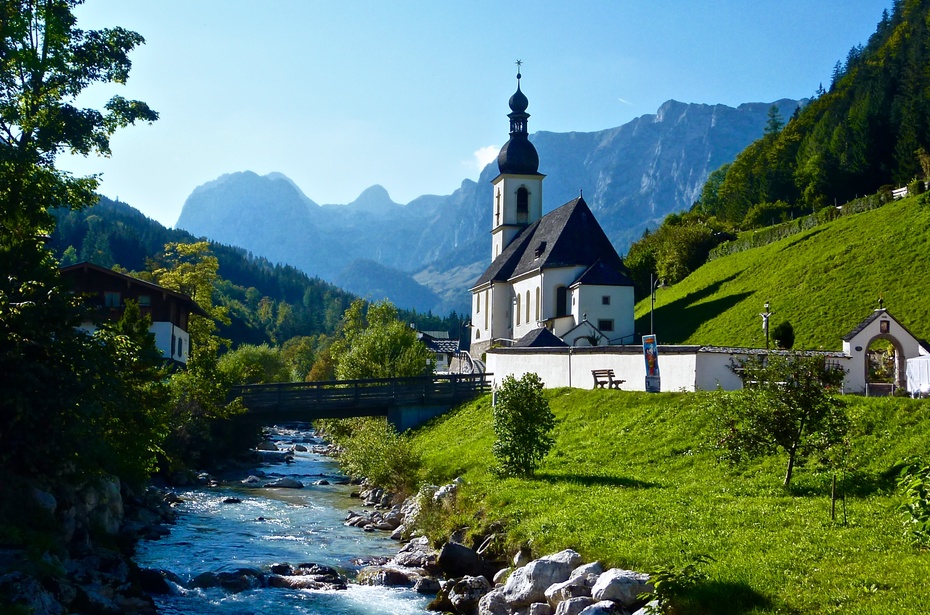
492 373 555 476
335 417 422 496
771 321 795 349
898 462 930 549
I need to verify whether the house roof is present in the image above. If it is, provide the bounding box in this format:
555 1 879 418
472 196 630 288
417 331 460 354
60 261 208 317
842 308 922 343
512 327 569 348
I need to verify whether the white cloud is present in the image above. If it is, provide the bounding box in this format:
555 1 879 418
473 145 499 172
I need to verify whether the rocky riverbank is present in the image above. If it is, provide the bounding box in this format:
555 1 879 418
341 480 657 615
0 477 180 614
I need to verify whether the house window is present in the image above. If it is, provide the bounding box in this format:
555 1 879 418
138 295 151 307
104 292 120 308
602 295 610 306
517 187 529 223
555 286 568 318
598 319 614 332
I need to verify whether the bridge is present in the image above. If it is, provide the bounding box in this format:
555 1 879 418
230 373 492 431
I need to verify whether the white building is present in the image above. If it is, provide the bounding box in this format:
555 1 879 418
470 71 635 358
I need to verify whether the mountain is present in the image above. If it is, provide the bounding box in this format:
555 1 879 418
176 98 801 315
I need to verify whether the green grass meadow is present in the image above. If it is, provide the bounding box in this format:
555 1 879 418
636 195 930 350
410 389 930 614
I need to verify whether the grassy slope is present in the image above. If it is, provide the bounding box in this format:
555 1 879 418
411 390 930 614
634 195 930 350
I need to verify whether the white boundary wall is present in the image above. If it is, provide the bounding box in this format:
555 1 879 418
486 345 854 392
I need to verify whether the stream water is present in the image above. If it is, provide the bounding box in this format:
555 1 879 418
134 425 431 615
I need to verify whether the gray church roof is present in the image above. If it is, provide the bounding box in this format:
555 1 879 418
472 196 632 288
512 327 569 348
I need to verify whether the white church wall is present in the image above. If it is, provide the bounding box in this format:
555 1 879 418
488 346 712 392
573 285 635 344
511 274 543 340
490 282 513 342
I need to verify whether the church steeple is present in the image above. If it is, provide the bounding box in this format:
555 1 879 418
491 62 545 261
497 63 540 175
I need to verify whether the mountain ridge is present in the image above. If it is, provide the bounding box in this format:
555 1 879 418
176 98 801 315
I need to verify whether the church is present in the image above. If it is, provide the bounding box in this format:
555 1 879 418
469 71 635 359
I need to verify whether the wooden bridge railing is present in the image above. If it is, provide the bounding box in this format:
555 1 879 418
230 373 492 416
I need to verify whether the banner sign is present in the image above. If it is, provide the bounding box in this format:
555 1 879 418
643 334 661 392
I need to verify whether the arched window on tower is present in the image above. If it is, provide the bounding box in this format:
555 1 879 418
517 187 529 223
555 286 568 318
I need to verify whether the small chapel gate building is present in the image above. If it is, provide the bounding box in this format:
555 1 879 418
842 308 929 394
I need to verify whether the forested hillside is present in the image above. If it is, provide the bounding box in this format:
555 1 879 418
623 0 930 298
51 197 466 349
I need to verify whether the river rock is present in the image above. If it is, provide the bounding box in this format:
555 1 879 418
555 597 597 615
530 602 555 615
570 562 604 580
414 576 442 594
478 587 509 615
502 549 583 608
241 475 263 485
0 571 63 615
545 571 599 607
449 575 494 613
137 568 173 594
256 441 279 451
294 444 308 452
578 600 622 614
437 541 484 578
263 477 303 489
356 565 425 587
590 569 652 607
493 567 511 584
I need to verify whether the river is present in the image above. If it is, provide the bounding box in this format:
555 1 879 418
135 424 431 615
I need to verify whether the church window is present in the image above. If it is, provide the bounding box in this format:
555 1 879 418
516 294 521 325
517 187 529 223
598 319 614 332
555 286 568 318
535 287 540 321
476 293 480 313
602 295 610 305
526 290 530 323
484 290 489 329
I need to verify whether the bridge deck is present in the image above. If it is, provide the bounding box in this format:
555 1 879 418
231 374 492 419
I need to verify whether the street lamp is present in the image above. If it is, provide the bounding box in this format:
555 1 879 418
650 273 666 335
761 301 773 349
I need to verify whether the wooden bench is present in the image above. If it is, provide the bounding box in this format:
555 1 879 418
592 369 624 389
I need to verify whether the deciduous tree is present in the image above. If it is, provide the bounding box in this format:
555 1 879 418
708 353 848 488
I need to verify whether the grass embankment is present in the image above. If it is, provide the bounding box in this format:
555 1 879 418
636 194 930 349
410 389 930 614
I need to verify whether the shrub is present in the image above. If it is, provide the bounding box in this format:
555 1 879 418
336 417 422 496
492 373 555 476
771 321 795 349
898 462 930 549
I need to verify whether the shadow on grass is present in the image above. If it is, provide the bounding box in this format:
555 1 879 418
636 273 754 343
786 466 901 498
532 472 660 489
676 580 775 615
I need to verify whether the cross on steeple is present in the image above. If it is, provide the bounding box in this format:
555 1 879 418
515 59 522 79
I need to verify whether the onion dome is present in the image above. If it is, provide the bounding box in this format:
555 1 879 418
497 69 540 175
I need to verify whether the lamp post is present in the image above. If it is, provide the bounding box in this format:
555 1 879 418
761 301 773 349
650 273 664 335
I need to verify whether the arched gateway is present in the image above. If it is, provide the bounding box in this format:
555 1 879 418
842 308 928 394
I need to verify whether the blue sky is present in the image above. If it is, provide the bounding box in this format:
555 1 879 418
61 1 892 228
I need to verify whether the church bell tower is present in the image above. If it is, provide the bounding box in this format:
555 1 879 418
491 64 545 261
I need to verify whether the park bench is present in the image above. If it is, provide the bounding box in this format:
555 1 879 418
592 369 624 389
